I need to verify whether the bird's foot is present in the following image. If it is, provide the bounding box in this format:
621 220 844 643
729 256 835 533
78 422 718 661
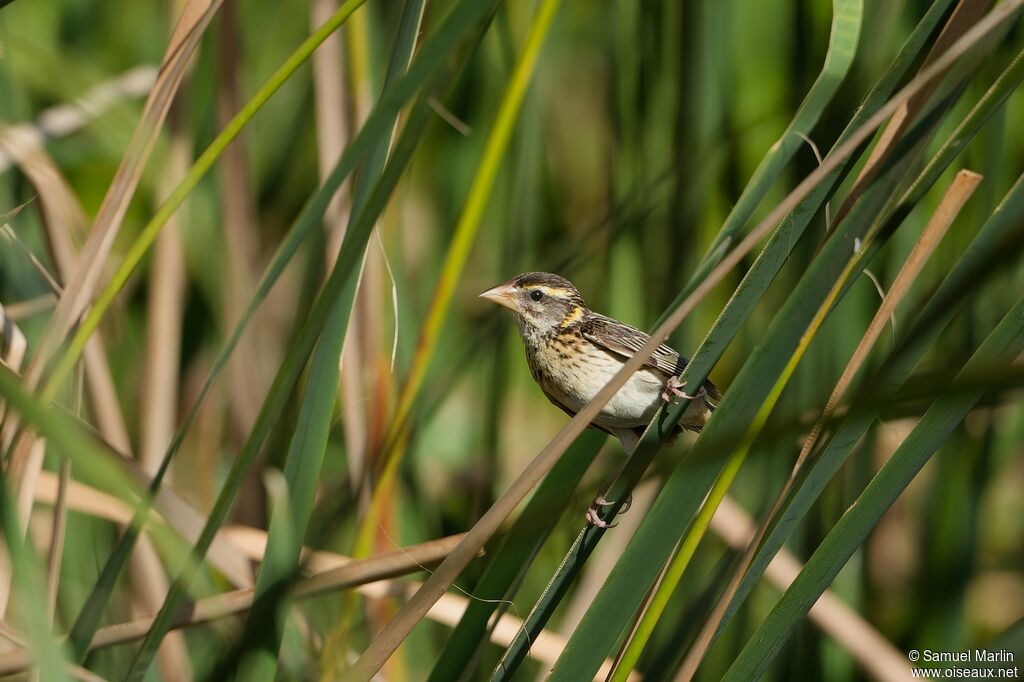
662 376 707 402
585 494 633 528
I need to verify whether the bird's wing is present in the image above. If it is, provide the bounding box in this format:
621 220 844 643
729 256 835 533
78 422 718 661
581 314 721 400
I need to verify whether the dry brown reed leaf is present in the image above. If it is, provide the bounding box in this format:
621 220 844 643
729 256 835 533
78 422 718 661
310 0 369 491
129 27 195 672
33 465 254 590
216 0 278 458
0 66 156 174
0 302 27 620
831 0 992 229
705 497 913 682
2 294 55 321
676 169 983 681
0 534 464 675
32 0 221 351
0 520 634 681
347 3 1023 675
5 0 224 550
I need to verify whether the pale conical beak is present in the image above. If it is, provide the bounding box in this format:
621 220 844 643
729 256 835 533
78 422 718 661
479 282 519 311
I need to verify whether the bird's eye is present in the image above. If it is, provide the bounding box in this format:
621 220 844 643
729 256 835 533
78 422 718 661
530 290 544 302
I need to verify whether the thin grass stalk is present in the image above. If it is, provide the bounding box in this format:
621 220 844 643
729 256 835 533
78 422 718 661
216 0 278 448
38 0 368 412
675 177 989 681
121 15 499 666
0 535 464 675
709 496 914 680
348 6 1024 677
656 0 865 330
59 0 498 668
0 486 69 682
1 0 370 584
723 292 1024 679
18 0 219 380
682 46 1024 665
611 170 981 682
545 19 1023 682
120 92 442 679
238 3 426 678
336 5 388 507
354 0 564 563
124 28 194 676
310 0 364 483
830 0 991 229
42 361 84 636
45 459 70 622
329 44 392 667
426 432 606 680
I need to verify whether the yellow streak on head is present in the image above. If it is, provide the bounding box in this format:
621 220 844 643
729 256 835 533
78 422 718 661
560 305 584 327
528 285 573 298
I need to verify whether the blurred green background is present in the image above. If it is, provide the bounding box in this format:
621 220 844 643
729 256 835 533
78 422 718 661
1 0 1022 680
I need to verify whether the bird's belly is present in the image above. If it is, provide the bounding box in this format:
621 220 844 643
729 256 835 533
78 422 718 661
538 346 664 428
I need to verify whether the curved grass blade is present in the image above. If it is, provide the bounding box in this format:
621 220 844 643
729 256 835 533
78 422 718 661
63 0 501 667
697 173 1024 669
350 4 1024 678
122 2 508 676
427 432 605 681
21 0 221 384
235 2 427 678
489 0 869 671
0 367 145 504
122 94 446 681
678 45 1024 673
544 9 1024 679
610 169 980 682
723 293 1024 680
0 474 69 682
354 0 564 563
40 0 367 408
656 0 865 329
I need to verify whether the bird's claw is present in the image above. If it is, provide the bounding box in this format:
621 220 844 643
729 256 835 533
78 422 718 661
662 376 707 402
586 494 634 527
585 507 615 528
594 494 633 513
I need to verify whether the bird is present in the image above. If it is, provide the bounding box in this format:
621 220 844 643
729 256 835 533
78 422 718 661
479 272 720 525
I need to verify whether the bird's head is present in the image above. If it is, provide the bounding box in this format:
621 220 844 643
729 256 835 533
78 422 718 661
479 272 586 336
